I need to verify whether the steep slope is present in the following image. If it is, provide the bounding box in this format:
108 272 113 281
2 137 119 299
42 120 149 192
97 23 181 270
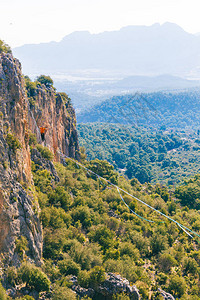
28 84 79 161
0 49 79 266
0 51 42 265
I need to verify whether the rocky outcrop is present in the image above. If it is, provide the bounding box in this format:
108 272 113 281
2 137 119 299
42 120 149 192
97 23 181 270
28 85 79 161
0 52 42 265
71 273 140 300
0 51 80 265
158 288 175 300
98 273 140 299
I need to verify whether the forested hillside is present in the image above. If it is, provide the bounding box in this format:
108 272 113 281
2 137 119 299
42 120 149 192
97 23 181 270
4 147 200 299
78 91 200 130
78 123 200 185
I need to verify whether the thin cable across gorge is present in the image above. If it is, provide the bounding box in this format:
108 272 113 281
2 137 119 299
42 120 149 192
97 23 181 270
58 151 200 241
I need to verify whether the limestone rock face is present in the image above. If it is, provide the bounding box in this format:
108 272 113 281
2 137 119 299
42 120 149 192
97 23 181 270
98 273 140 299
71 273 140 300
0 52 42 265
0 51 79 265
158 288 175 300
28 86 79 161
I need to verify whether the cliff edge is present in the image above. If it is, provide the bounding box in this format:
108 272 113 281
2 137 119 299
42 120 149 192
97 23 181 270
0 50 79 266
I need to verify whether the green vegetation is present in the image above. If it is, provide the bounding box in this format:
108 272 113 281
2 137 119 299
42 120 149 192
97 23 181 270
24 76 37 97
0 40 11 54
59 92 72 105
36 144 54 161
19 262 50 293
2 86 200 298
36 75 53 88
6 133 22 153
3 146 200 298
28 132 37 147
9 151 198 299
15 236 28 257
78 123 200 186
175 174 200 209
78 91 200 130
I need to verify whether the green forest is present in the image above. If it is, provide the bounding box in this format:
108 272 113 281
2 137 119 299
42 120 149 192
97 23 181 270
78 123 200 186
78 91 200 130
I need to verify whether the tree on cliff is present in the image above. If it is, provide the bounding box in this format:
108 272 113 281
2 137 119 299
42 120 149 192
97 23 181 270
36 75 54 88
0 40 11 53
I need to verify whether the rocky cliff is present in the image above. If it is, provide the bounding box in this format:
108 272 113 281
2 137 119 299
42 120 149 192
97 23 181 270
0 51 79 266
28 84 79 161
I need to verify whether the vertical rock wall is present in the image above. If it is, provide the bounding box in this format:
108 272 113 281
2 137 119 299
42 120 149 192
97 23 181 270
0 51 80 265
0 52 42 264
28 87 79 161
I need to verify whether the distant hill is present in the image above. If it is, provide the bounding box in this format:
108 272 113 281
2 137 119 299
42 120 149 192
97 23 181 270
13 22 200 78
77 90 200 130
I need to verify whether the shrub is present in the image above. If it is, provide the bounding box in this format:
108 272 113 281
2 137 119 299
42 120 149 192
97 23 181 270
36 144 54 161
72 206 92 228
19 296 35 300
36 75 53 88
59 92 71 105
43 228 67 259
40 207 71 229
150 233 167 255
18 262 50 293
43 259 60 282
119 242 140 261
24 76 37 99
6 133 21 153
88 225 114 251
88 266 106 289
15 236 28 257
167 275 186 297
87 159 118 184
136 281 149 298
52 286 77 300
58 259 80 276
33 169 52 193
6 266 18 285
183 257 198 275
0 40 11 53
63 240 102 271
157 272 168 285
29 133 37 146
77 270 90 288
28 268 50 292
158 253 177 273
48 186 72 210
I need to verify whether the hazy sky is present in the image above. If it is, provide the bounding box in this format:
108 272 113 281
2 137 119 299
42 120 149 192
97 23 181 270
1 0 200 47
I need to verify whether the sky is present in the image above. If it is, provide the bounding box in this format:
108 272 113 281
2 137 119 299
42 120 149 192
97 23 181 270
1 0 200 47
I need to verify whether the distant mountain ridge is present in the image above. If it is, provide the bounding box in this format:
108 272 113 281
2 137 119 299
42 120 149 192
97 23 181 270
13 22 200 78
